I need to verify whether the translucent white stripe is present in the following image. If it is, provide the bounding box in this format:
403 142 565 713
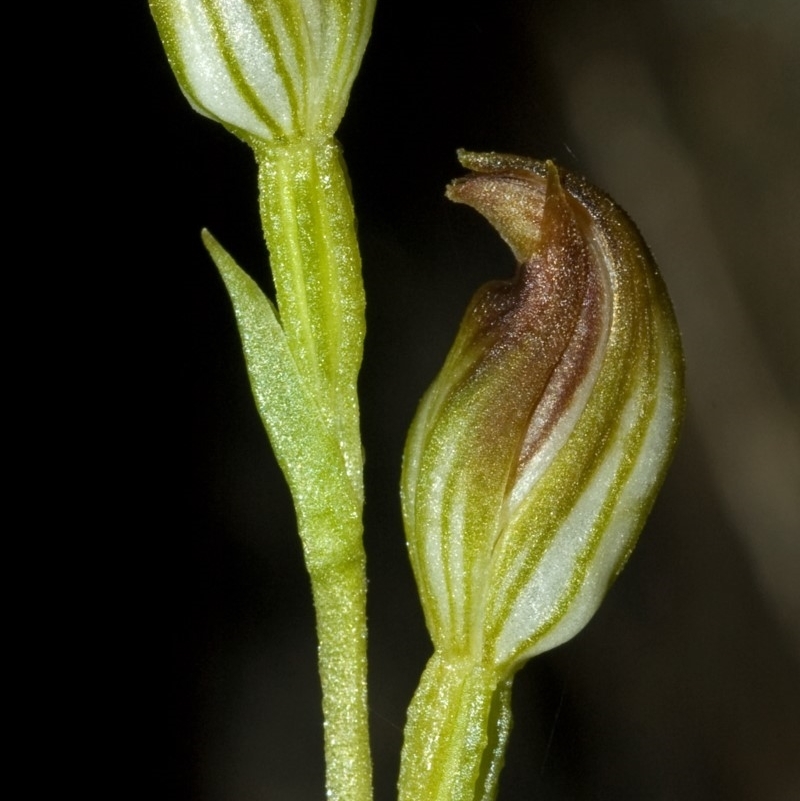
493 307 679 666
167 0 286 138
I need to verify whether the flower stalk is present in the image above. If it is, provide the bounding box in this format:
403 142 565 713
254 139 365 500
399 654 513 801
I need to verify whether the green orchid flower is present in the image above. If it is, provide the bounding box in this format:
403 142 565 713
399 151 685 801
150 0 376 146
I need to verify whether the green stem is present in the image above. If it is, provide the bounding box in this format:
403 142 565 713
399 653 514 801
309 546 372 801
255 139 365 502
251 138 372 800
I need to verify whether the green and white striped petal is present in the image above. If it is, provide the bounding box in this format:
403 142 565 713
150 0 376 145
402 152 685 672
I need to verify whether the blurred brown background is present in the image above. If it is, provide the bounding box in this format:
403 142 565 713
138 1 799 798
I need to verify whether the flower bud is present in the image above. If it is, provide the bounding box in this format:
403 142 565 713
149 0 376 145
402 151 684 674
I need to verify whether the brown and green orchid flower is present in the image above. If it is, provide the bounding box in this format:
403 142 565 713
399 151 684 801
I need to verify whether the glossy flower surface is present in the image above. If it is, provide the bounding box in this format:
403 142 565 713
402 152 684 673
